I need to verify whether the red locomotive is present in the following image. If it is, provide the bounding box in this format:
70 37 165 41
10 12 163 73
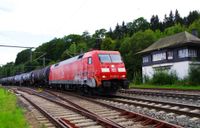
0 50 128 94
49 50 128 93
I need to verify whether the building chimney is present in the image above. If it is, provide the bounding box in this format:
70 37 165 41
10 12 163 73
192 29 199 37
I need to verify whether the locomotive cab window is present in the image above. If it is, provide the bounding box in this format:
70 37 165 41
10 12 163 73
98 54 111 63
98 54 122 63
88 57 92 64
110 54 122 63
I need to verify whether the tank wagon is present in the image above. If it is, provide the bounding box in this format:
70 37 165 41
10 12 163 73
0 50 128 94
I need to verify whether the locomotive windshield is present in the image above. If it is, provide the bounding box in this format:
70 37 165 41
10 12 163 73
98 54 111 63
110 54 122 63
99 54 122 63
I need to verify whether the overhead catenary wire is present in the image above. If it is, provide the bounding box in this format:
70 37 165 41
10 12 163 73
0 44 34 49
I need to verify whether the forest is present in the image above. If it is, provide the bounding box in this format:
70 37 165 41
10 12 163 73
0 10 200 82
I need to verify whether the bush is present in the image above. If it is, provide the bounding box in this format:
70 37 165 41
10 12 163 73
150 71 178 85
188 65 200 85
133 72 142 85
143 75 150 83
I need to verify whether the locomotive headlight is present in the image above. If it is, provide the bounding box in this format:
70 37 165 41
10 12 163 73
118 68 126 72
102 75 106 78
121 75 126 78
101 68 110 72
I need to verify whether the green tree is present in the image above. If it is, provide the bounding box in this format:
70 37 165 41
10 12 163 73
61 43 77 59
150 15 160 31
106 27 114 38
15 49 31 65
188 19 200 37
77 42 88 54
174 9 183 24
127 17 150 36
164 24 186 36
113 23 122 39
163 11 175 29
101 37 115 50
24 61 39 72
92 29 107 38
120 29 157 79
34 38 68 65
185 10 200 26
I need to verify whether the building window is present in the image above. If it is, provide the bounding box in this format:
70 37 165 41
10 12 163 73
153 66 171 72
178 49 197 58
143 56 149 63
178 49 188 58
152 52 166 62
167 51 173 60
189 49 197 57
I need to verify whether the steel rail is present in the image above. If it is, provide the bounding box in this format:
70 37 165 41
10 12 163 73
13 89 67 128
45 89 181 128
119 89 200 100
17 88 125 128
111 94 200 117
107 95 200 118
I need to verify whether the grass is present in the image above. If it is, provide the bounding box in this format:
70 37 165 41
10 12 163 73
0 87 29 128
129 84 200 90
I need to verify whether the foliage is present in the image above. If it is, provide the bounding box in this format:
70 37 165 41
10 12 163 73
185 10 200 26
0 10 200 84
93 29 107 38
101 37 115 50
150 15 161 31
34 38 68 63
132 72 142 85
0 88 28 128
188 64 200 85
129 84 200 90
163 23 186 36
24 61 40 72
126 17 150 36
149 71 179 85
15 49 31 65
122 29 157 79
62 43 77 59
188 19 200 37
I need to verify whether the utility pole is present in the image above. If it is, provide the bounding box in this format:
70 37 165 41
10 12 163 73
43 57 45 67
30 48 33 62
73 42 76 55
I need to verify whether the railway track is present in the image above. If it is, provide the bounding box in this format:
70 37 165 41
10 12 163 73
111 94 200 116
128 88 200 93
14 88 124 128
43 89 199 127
18 94 56 128
97 95 200 127
13 87 180 128
118 89 200 106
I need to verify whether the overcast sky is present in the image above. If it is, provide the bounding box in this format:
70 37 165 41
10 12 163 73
0 0 200 65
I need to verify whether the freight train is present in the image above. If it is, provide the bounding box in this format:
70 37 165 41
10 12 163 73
0 50 129 94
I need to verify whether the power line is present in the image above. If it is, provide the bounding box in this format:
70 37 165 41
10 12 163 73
0 44 34 49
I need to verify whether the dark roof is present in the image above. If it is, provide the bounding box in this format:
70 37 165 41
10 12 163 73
139 31 200 54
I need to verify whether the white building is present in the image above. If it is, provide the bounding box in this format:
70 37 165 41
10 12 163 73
139 31 200 80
